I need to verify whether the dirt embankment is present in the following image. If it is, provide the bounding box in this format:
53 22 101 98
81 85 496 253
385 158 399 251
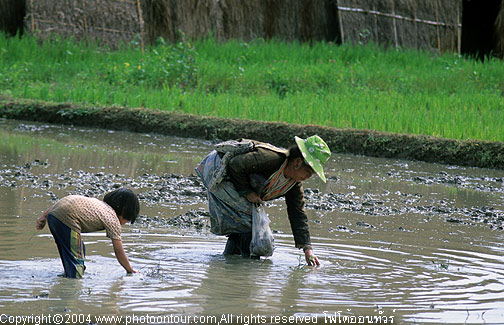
1 97 504 170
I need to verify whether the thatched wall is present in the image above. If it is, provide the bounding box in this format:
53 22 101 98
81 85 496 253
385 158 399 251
24 0 143 48
23 0 337 48
142 0 338 44
16 0 503 56
335 0 462 53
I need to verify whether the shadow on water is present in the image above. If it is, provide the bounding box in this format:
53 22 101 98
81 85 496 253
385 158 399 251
1 118 504 324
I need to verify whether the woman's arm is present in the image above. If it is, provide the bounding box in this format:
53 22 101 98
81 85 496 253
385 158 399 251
112 239 137 274
285 183 311 246
285 184 321 266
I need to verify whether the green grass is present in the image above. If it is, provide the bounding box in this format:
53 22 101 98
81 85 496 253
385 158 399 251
0 33 503 142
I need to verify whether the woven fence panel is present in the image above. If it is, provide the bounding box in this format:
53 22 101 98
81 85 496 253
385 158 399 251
25 0 142 48
336 0 461 53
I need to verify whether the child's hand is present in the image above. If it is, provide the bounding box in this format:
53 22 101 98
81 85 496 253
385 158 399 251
36 207 51 230
127 269 139 275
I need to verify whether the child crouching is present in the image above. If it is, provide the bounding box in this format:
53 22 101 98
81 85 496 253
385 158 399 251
36 188 139 278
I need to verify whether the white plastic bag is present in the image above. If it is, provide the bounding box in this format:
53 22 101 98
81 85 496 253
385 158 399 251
249 204 275 257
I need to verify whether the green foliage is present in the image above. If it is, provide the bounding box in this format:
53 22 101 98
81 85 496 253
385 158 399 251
0 32 503 142
103 35 198 89
56 106 96 119
432 260 450 270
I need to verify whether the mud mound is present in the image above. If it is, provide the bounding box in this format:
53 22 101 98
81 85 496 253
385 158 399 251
136 210 210 230
1 98 504 170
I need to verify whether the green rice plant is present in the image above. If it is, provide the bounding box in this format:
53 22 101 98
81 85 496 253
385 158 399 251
1 32 503 142
101 37 198 89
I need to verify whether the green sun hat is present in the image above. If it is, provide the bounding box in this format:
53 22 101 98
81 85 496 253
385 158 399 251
294 135 331 182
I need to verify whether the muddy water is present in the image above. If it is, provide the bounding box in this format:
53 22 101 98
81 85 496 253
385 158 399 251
1 118 503 324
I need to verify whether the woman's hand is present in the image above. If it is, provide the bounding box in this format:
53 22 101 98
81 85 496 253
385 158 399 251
304 248 320 266
246 192 262 204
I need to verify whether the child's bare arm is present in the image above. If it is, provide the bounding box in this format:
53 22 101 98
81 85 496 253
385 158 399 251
112 239 137 274
36 206 52 230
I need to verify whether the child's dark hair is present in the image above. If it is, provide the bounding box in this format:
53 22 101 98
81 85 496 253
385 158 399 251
103 188 140 224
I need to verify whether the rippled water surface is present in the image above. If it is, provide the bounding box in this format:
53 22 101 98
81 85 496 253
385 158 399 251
1 119 503 324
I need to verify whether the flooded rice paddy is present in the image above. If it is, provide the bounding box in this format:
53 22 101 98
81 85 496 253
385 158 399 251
0 118 503 324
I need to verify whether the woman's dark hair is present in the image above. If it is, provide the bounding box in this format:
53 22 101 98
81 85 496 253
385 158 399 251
288 144 303 159
288 144 311 168
103 188 140 224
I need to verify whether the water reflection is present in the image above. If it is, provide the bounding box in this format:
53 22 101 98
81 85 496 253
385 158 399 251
0 119 504 323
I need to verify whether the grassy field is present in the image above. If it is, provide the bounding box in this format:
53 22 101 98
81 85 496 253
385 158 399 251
0 33 503 142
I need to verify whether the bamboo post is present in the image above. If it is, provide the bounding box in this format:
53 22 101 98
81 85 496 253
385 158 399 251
338 8 345 44
30 0 34 32
391 0 398 48
82 0 89 44
456 2 461 54
414 5 418 50
336 6 458 28
136 0 145 53
373 3 378 42
435 0 441 53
